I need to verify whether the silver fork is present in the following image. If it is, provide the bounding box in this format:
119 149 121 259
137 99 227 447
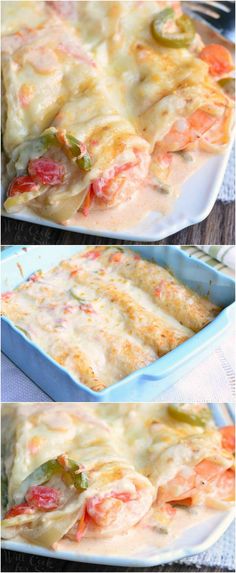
183 1 235 42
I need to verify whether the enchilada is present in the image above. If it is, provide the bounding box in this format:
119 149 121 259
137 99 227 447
1 404 235 550
1 1 234 227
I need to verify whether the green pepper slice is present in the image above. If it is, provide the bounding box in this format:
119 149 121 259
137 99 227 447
65 134 92 172
218 77 235 99
70 288 84 303
59 457 89 491
151 8 195 48
168 404 211 427
76 152 92 172
14 457 88 503
40 130 59 150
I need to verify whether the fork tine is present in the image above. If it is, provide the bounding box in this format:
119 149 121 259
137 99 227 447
200 1 231 13
186 3 221 19
183 0 235 42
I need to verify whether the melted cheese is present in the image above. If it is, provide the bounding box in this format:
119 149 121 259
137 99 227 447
1 1 233 227
1 247 220 391
1 403 234 550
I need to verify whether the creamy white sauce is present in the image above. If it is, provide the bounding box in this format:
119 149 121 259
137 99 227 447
70 150 209 232
11 506 223 559
2 249 193 389
58 506 218 556
2 403 233 558
2 3 232 231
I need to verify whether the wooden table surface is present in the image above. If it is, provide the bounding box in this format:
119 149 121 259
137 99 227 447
1 201 234 246
1 550 233 573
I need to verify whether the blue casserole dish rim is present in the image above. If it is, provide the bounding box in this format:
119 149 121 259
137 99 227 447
1 245 235 399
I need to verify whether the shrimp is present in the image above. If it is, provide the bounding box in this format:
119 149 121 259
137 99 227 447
220 426 235 453
199 44 233 78
158 109 217 152
157 459 235 508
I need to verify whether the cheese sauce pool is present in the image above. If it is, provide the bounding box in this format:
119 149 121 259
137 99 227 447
57 506 222 558
72 150 209 232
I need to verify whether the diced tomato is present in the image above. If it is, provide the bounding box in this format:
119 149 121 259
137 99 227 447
70 269 79 277
79 303 95 314
82 249 101 260
5 502 33 519
199 44 233 77
109 252 123 263
154 280 165 298
1 291 13 301
25 485 61 511
28 158 65 185
220 426 235 453
8 176 40 197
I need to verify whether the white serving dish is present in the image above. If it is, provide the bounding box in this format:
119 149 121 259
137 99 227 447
1 142 233 242
1 404 235 567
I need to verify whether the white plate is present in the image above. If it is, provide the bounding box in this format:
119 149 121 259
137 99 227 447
2 404 235 567
1 509 235 567
1 142 233 242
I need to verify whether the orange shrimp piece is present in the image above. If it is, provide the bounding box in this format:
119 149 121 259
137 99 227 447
157 458 235 508
159 109 217 152
215 469 235 500
220 426 235 453
157 471 196 505
199 44 233 77
87 496 123 527
195 459 223 480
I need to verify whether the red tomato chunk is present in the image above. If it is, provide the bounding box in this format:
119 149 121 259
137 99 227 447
8 176 40 197
28 158 65 185
25 485 61 511
5 503 33 519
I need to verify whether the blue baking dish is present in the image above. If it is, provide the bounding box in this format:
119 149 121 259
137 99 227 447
1 245 235 402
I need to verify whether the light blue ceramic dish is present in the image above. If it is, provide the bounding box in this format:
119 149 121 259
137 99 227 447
1 246 235 402
1 404 235 567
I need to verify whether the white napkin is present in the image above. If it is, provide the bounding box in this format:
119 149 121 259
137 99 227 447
198 245 235 271
218 146 235 203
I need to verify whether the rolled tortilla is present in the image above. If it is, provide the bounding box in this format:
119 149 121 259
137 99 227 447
2 19 150 221
1 404 154 547
88 247 220 332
